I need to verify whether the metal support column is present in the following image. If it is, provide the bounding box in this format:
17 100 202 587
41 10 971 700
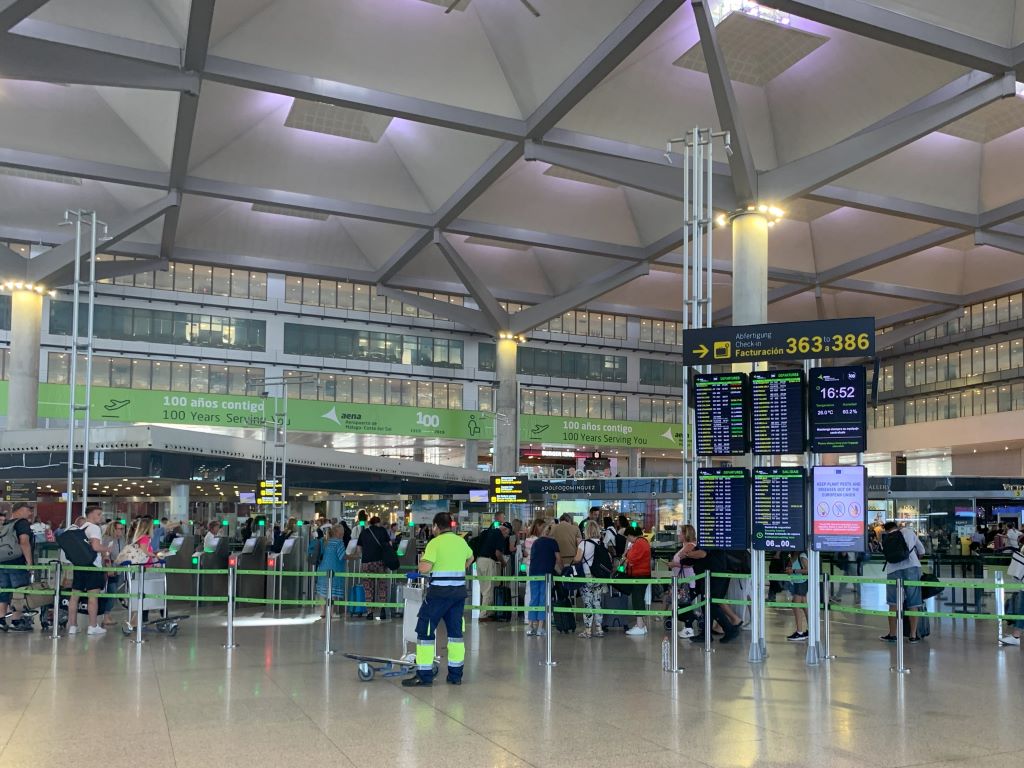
63 210 106 526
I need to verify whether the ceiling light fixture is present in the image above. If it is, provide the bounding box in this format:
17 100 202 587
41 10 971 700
1 280 55 297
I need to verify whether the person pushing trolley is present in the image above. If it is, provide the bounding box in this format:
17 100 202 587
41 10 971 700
402 511 474 687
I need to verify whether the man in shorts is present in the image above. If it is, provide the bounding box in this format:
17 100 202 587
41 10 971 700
69 506 108 636
0 503 35 632
880 522 926 643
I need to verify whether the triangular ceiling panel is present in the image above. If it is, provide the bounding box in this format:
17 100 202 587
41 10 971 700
190 99 432 212
473 0 636 116
26 0 184 46
808 208 938 274
463 160 643 246
0 81 171 171
176 197 375 271
93 87 179 169
334 219 424 271
211 0 522 118
385 122 504 210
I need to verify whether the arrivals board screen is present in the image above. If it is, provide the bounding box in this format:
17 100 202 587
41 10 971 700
752 467 806 551
808 366 867 453
696 467 750 549
811 465 866 552
751 370 806 455
693 373 749 456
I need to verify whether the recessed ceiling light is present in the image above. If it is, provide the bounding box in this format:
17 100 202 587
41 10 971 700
284 99 392 142
251 203 329 221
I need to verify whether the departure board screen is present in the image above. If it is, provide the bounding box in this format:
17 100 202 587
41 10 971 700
808 366 867 453
751 370 806 455
696 467 750 549
752 467 806 551
693 373 749 456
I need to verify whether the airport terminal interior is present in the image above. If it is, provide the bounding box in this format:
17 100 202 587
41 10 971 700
3 1 1024 767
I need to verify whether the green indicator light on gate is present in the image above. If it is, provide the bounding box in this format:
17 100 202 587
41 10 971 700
617 565 626 573
119 518 127 525
520 563 527 573
359 521 366 527
296 520 304 527
408 519 415 527
191 555 199 565
258 520 266 527
221 519 229 526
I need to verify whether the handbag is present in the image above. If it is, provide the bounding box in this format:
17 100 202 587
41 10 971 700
1008 548 1024 582
115 542 151 565
370 527 400 571
920 571 942 600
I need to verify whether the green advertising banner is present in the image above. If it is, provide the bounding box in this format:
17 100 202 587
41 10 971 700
520 414 684 450
0 382 682 448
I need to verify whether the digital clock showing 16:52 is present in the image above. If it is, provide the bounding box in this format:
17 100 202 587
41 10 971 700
808 366 867 453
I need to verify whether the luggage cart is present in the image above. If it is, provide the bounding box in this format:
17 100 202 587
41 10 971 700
121 567 189 637
344 576 437 682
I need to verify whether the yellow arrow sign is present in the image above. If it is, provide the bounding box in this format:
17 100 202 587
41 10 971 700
693 344 709 359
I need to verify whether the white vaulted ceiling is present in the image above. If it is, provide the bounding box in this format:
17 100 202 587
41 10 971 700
0 0 1023 335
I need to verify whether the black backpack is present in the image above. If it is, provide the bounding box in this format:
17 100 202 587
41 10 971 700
57 527 96 567
882 529 910 564
607 528 626 558
589 540 614 579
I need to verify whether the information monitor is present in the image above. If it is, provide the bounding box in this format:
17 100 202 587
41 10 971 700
696 467 750 549
693 373 749 456
752 467 806 551
808 366 867 453
751 370 806 455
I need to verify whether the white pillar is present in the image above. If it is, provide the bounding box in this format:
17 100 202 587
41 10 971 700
494 337 519 475
628 448 642 477
169 483 189 523
464 440 479 469
731 213 768 326
8 289 42 430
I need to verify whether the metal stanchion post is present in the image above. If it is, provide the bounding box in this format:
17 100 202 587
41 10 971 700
132 564 146 645
891 578 909 674
995 571 1005 646
703 573 713 654
822 572 835 660
542 574 556 667
670 573 683 673
224 563 238 649
50 561 62 641
324 570 335 656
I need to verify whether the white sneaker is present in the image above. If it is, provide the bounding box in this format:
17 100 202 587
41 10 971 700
679 627 695 639
625 626 647 636
87 625 106 636
1000 635 1020 646
67 624 78 635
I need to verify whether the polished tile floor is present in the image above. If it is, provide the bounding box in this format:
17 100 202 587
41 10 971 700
0 604 1020 768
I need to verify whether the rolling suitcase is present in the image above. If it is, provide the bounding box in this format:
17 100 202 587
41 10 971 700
554 596 576 633
349 584 367 616
493 585 513 622
601 591 630 632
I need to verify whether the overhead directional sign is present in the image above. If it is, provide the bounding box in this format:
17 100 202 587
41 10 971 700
683 317 875 365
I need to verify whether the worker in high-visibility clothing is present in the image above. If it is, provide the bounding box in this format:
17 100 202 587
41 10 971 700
403 511 474 687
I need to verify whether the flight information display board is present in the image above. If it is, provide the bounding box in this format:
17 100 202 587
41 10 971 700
489 475 528 503
811 465 866 552
808 366 867 453
752 467 806 551
693 373 749 456
751 370 806 455
696 467 750 549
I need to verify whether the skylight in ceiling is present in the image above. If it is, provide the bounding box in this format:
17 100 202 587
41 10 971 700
712 0 790 25
251 203 330 221
284 100 393 143
0 167 83 185
674 12 827 87
542 165 619 189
